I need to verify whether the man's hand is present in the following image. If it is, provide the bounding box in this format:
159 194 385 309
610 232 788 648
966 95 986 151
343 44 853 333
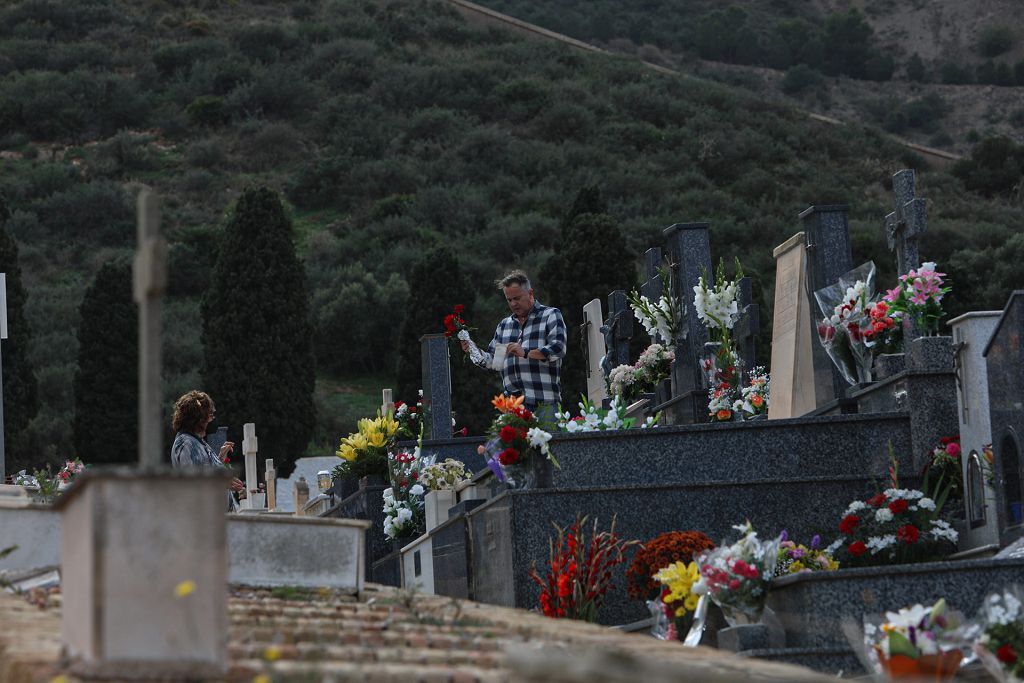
229 478 245 492
506 342 525 358
526 349 546 360
460 340 470 352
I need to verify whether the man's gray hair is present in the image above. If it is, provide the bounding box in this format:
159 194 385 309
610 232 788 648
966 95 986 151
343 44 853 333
496 270 532 291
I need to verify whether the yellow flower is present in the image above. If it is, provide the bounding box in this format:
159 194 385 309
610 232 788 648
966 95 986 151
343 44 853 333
174 580 196 598
264 645 282 661
789 561 805 573
50 676 69 683
365 428 388 449
378 412 399 438
653 561 701 616
253 675 271 683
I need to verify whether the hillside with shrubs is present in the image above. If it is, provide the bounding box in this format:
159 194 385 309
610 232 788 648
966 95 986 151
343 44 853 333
0 0 1022 472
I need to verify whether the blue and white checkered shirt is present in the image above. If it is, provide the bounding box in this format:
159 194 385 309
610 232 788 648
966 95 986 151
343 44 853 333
476 302 567 407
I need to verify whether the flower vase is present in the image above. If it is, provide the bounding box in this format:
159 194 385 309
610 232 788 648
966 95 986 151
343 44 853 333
505 453 552 490
875 648 962 681
701 342 723 389
424 488 456 532
716 601 766 628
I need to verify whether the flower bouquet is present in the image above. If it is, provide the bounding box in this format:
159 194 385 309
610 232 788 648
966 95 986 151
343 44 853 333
829 486 958 567
971 589 1024 682
693 521 780 626
555 395 658 433
528 515 638 623
774 531 839 575
814 261 888 386
863 599 965 680
480 394 558 489
694 258 743 389
336 412 398 479
883 261 952 336
444 304 487 365
733 366 770 419
926 436 964 503
607 343 675 403
382 448 425 541
625 530 716 641
627 270 680 345
57 457 87 489
420 458 470 491
393 399 422 441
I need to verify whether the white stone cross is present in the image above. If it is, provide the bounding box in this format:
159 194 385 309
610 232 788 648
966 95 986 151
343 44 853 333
381 388 393 419
241 423 259 509
132 190 167 469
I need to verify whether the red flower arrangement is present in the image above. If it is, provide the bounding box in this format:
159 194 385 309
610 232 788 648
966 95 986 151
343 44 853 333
443 304 471 339
529 515 638 623
625 530 716 602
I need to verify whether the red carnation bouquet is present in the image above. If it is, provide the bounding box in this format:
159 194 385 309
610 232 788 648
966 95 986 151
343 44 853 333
443 304 473 339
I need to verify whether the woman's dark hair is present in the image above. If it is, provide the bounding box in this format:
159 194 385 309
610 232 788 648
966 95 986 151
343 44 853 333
172 390 215 434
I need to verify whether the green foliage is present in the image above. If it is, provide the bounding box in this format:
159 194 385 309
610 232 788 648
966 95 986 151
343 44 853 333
0 195 39 473
977 25 1015 58
940 62 974 85
395 246 497 436
781 64 824 95
186 96 228 127
201 188 316 479
540 189 636 401
73 261 138 465
952 136 1024 198
905 53 928 83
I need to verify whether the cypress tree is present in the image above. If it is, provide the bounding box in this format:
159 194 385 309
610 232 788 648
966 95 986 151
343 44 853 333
540 194 637 403
73 261 138 464
395 246 498 436
0 195 39 474
201 188 315 479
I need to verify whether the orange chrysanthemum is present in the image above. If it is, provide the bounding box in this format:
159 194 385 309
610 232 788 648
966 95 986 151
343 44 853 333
491 394 525 414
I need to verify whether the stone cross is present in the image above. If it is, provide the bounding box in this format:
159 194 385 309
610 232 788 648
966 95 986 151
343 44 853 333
265 458 276 511
132 190 168 469
884 169 928 280
241 422 259 510
600 290 633 381
582 299 607 404
732 276 760 383
640 247 663 303
800 205 853 410
662 222 712 423
420 333 452 440
884 169 928 340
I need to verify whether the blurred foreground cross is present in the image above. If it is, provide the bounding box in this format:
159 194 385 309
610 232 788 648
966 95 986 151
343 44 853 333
133 189 168 469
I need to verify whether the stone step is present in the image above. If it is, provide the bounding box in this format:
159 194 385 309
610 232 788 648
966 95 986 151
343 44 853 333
462 476 878 626
547 412 913 489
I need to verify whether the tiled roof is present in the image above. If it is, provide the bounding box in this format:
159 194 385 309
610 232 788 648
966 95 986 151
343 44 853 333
0 584 833 682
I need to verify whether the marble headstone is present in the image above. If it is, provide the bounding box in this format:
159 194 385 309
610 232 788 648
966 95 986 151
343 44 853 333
950 311 1002 549
800 205 852 409
769 233 817 419
582 298 607 404
983 291 1024 545
420 333 453 440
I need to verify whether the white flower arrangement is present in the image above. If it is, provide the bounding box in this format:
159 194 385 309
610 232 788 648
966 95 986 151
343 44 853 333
420 458 471 491
556 396 658 433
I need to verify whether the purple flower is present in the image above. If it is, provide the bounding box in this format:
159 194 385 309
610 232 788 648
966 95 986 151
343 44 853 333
779 529 789 542
810 534 821 549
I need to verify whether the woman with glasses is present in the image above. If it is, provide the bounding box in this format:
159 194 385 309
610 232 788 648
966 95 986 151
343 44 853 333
170 390 244 505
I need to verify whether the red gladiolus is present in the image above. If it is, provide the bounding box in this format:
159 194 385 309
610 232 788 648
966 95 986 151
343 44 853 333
839 515 861 534
848 541 867 557
557 573 571 598
896 524 920 544
498 448 520 465
997 644 1018 664
888 499 909 514
499 425 517 443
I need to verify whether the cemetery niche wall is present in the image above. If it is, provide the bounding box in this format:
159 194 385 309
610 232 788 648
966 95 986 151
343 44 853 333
352 169 1024 677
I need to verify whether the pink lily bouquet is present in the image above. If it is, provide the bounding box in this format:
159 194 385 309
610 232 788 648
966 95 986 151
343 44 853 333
883 261 952 336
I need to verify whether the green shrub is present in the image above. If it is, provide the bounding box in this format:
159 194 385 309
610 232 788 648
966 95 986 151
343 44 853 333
185 137 226 169
977 25 1015 58
186 95 227 127
781 64 824 95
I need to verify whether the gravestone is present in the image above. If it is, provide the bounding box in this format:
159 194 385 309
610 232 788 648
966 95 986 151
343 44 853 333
600 290 632 381
660 222 713 423
950 311 1002 550
640 247 663 305
768 233 817 419
983 291 1024 546
582 299 607 404
0 273 6 482
420 333 452 440
884 169 929 340
800 205 853 411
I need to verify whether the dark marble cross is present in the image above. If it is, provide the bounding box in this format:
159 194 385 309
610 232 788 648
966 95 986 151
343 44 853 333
732 276 760 384
599 289 633 380
884 169 928 279
640 247 663 305
884 169 928 340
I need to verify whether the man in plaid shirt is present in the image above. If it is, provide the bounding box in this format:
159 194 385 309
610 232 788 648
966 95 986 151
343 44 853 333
462 270 567 413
